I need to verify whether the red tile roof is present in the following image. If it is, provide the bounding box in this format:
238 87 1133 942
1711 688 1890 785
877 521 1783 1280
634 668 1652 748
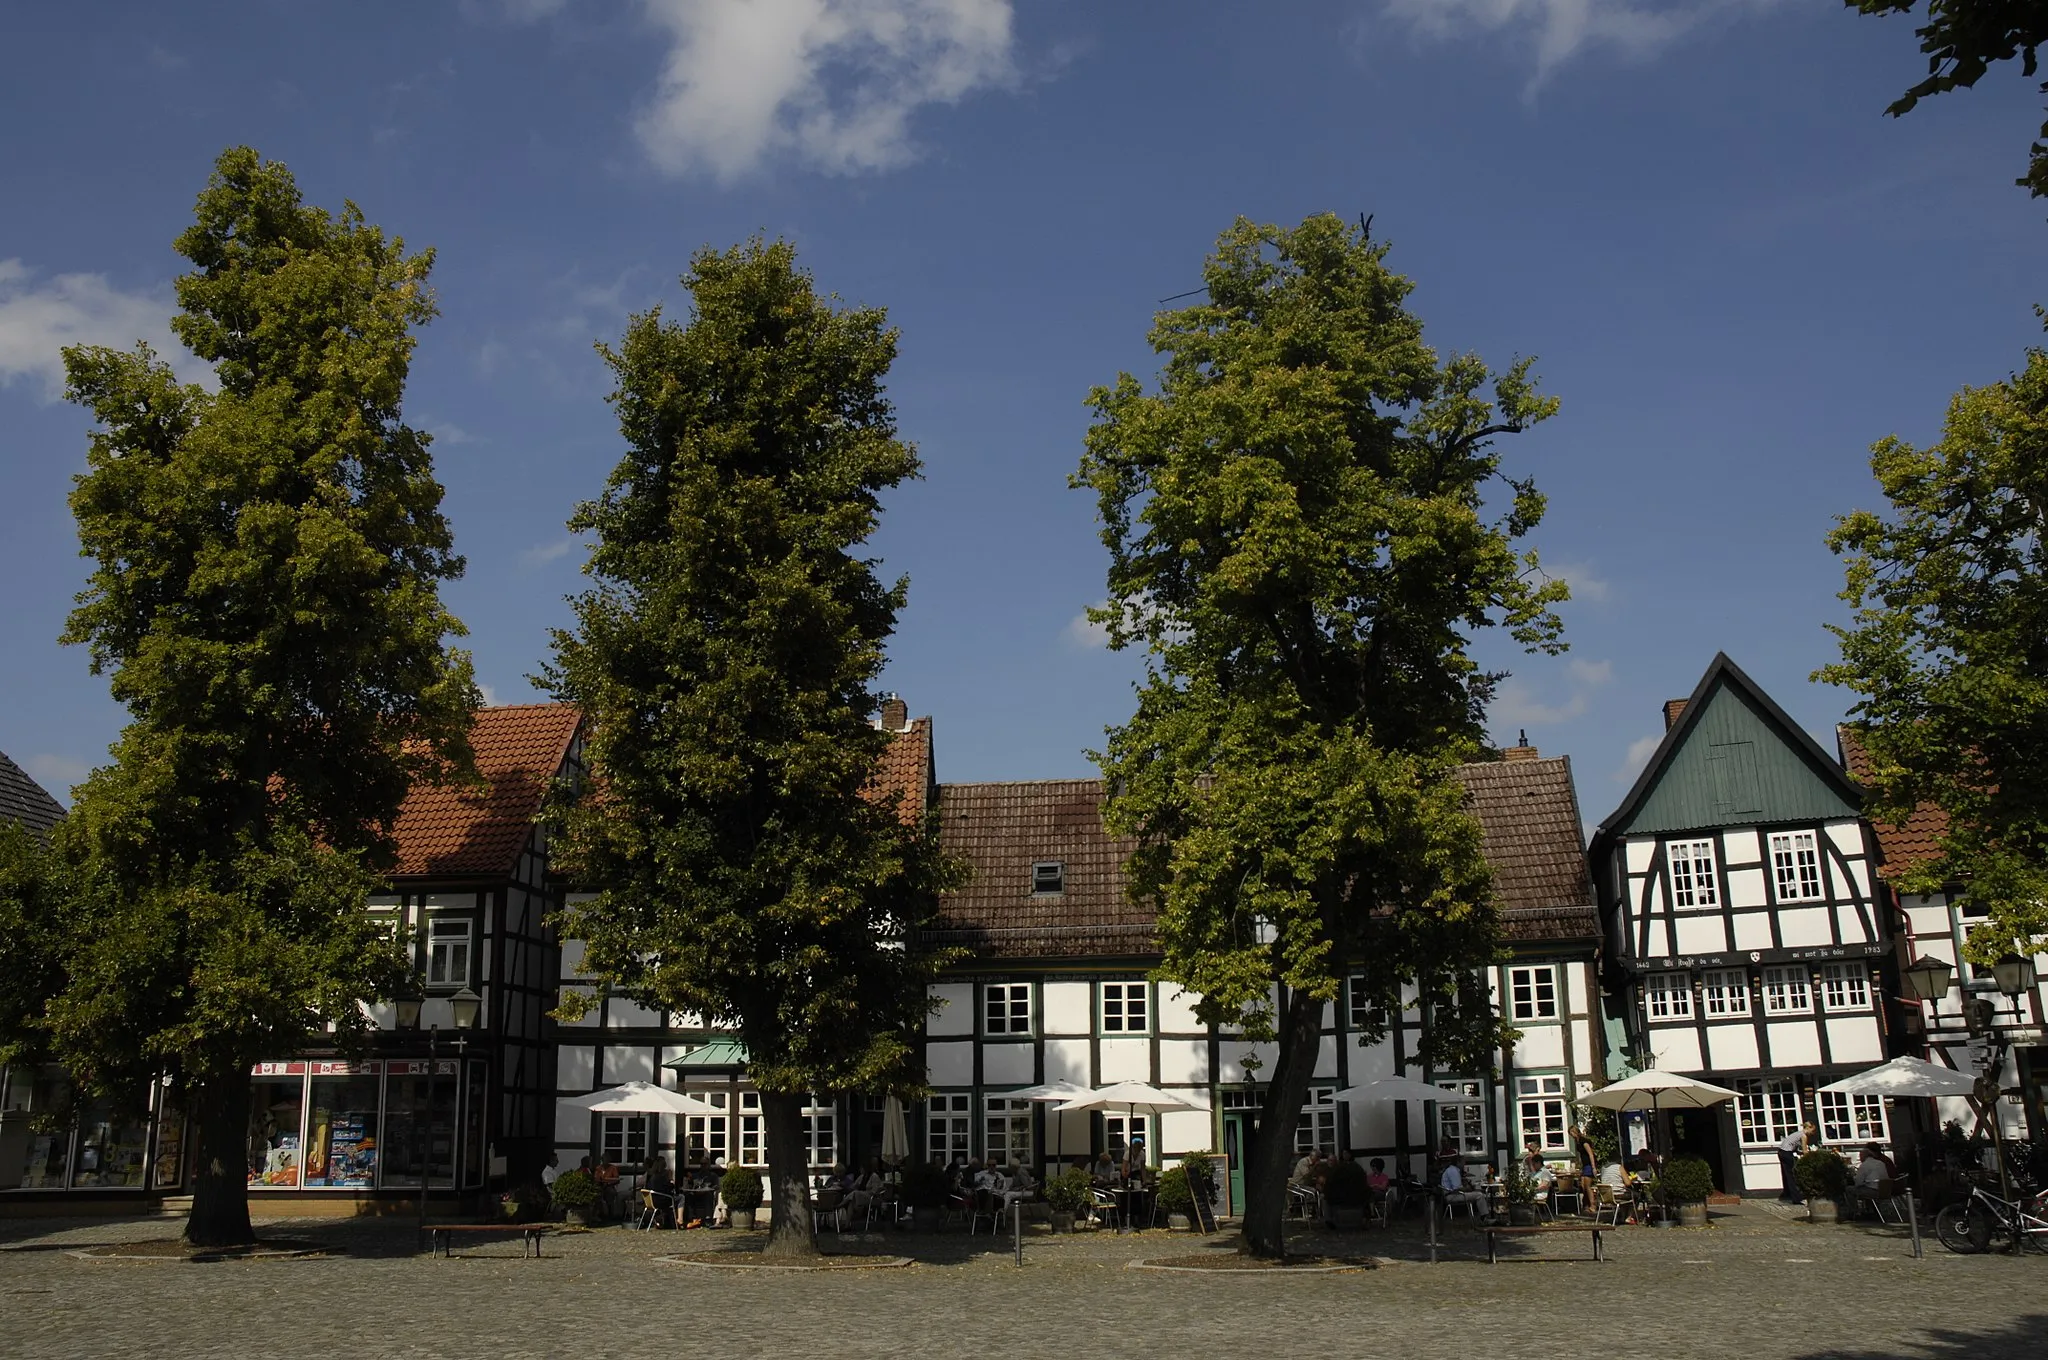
868 717 933 822
1836 726 1950 876
388 703 582 879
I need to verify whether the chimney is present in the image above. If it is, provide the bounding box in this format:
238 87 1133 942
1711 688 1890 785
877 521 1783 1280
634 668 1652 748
879 693 909 732
1663 699 1688 731
1502 729 1539 762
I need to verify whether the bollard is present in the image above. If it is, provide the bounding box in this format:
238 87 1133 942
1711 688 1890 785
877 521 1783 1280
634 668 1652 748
1014 1200 1023 1266
1427 1195 1438 1264
1907 1189 1921 1259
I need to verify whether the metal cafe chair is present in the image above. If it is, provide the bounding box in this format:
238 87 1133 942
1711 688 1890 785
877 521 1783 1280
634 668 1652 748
637 1188 676 1231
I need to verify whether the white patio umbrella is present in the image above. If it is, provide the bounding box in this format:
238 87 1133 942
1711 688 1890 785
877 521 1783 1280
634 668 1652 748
1580 1070 1739 1163
880 1096 911 1166
1010 1080 1093 1172
1056 1082 1203 1231
555 1081 724 1117
1819 1056 1977 1099
1334 1077 1460 1107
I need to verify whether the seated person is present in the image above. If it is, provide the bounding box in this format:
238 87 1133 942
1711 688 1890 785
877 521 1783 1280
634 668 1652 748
1438 1159 1489 1213
1092 1151 1119 1186
849 1158 888 1213
1292 1149 1317 1183
1860 1141 1898 1181
1597 1159 1629 1193
1848 1144 1896 1214
1365 1158 1390 1193
999 1163 1036 1208
1123 1137 1149 1181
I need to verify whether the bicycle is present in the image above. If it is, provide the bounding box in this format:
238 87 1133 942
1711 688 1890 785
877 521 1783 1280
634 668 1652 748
1934 1182 2048 1254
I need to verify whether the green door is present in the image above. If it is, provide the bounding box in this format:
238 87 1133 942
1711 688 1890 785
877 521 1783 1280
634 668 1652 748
1223 1113 1255 1217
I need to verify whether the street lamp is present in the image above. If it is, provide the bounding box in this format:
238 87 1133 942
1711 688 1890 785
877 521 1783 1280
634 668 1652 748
1992 953 2038 1006
1900 956 1954 1003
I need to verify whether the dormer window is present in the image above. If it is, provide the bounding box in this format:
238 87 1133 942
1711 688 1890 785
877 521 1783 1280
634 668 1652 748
1031 861 1065 896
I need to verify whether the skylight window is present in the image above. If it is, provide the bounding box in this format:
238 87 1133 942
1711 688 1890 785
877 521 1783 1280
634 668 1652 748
1031 861 1065 896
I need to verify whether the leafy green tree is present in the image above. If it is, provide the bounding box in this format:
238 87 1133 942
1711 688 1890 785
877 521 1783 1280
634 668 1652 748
1074 213 1567 1257
545 239 960 1260
30 147 476 1246
1850 1 2048 199
1821 340 2048 961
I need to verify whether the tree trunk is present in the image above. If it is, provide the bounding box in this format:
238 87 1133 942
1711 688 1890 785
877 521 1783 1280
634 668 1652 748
1239 987 1324 1258
758 1090 818 1260
185 1070 256 1249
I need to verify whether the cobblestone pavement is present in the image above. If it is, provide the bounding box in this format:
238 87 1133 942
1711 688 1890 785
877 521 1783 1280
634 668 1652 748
3 1202 2043 1359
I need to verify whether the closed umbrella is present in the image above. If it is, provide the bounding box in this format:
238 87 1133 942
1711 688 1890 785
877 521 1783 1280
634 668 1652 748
880 1096 911 1166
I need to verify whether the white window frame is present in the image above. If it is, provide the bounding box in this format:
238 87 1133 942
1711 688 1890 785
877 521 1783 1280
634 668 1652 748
983 1096 1033 1167
1346 976 1376 1033
926 1093 971 1164
683 1090 728 1165
1435 1079 1486 1156
738 1091 765 1167
1668 839 1720 909
1294 1088 1337 1156
1735 1077 1801 1147
1103 1113 1150 1165
600 1114 649 1167
1819 963 1870 1012
1645 971 1693 1020
1509 966 1559 1021
1515 1073 1569 1153
1702 968 1751 1017
1762 966 1812 1015
800 1094 837 1169
426 917 472 988
1100 982 1149 1035
1817 1090 1887 1144
1768 831 1826 902
983 983 1032 1036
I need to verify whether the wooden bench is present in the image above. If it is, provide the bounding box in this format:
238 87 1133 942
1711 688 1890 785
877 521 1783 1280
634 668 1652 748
1482 1223 1606 1264
425 1223 550 1258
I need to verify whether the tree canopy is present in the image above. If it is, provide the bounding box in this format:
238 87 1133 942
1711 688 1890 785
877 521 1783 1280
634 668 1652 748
545 238 959 1258
1074 213 1566 1256
1821 338 2048 958
1851 1 2048 198
11 147 476 1246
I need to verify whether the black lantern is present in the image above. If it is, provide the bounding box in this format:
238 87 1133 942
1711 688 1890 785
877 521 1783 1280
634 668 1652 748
394 994 423 1030
450 987 482 1031
1992 953 2038 999
1900 955 1955 1002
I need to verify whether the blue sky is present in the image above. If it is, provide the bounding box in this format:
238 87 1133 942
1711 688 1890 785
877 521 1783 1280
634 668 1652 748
2 0 2043 828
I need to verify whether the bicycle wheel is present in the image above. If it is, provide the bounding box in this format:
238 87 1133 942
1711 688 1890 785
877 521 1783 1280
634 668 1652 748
1935 1202 1982 1253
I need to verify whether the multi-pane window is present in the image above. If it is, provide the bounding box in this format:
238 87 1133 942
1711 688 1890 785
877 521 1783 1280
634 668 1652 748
1818 1090 1887 1144
1761 966 1812 1014
427 918 472 987
1294 1088 1337 1155
1819 963 1870 1011
1101 982 1149 1034
1668 839 1719 908
600 1114 649 1167
683 1091 728 1165
1735 1078 1801 1147
984 1097 1033 1167
1516 1073 1569 1152
927 1093 970 1164
1436 1079 1486 1156
1769 831 1825 901
984 984 1032 1035
1509 966 1558 1021
802 1095 836 1168
1103 1114 1150 1164
1702 969 1751 1017
738 1091 765 1166
1347 976 1378 1032
1646 972 1693 1019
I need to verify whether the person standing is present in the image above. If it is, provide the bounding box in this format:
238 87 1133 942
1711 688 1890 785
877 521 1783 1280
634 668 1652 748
1777 1122 1811 1202
540 1151 560 1188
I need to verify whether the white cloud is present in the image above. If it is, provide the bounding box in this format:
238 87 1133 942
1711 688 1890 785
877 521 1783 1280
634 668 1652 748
1492 655 1612 733
427 422 477 446
1544 558 1610 605
478 683 501 706
1063 603 1110 649
1380 0 1783 88
520 537 577 569
1566 657 1612 686
1615 731 1662 782
634 0 1015 180
0 260 193 401
461 0 569 22
23 753 89 799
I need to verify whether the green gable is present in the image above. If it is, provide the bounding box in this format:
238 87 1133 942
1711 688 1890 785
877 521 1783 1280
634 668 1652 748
1604 655 1861 839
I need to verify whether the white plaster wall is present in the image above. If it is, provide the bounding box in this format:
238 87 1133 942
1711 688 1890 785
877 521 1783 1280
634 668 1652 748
1778 908 1830 948
607 999 659 1028
1099 1038 1151 1084
927 1040 973 1086
1042 981 1092 1036
1825 1016 1883 1065
560 939 588 975
558 1045 595 1091
1349 1040 1396 1081
1726 867 1768 910
1721 829 1761 865
983 1042 1034 1085
1825 821 1863 857
1625 838 1656 872
1566 963 1589 1014
1313 1034 1340 1080
1652 1028 1704 1073
1841 860 1872 899
1835 905 1873 944
927 983 974 1036
1042 1038 1092 1085
1217 1041 1278 1084
1159 1107 1213 1156
1674 915 1729 954
602 1046 654 1084
1706 1024 1760 1071
559 984 598 1028
1765 1021 1822 1068
1571 1020 1595 1076
1157 985 1204 1035
1157 1038 1209 1086
1732 911 1774 951
659 1046 691 1071
1516 1025 1565 1068
556 1104 592 1143
1643 917 1671 958
1046 1110 1092 1162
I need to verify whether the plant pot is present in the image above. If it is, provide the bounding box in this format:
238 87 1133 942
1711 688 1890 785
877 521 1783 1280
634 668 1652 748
1806 1199 1839 1225
911 1206 941 1232
729 1209 758 1231
566 1205 598 1227
1508 1206 1537 1227
1049 1210 1075 1234
1677 1202 1708 1228
1327 1205 1365 1231
1167 1212 1192 1231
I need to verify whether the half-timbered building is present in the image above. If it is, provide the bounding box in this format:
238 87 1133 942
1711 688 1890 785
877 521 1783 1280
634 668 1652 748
1590 654 1897 1194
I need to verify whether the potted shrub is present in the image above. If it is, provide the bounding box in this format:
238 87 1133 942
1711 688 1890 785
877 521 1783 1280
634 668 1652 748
721 1165 764 1231
550 1167 600 1227
900 1161 947 1231
1501 1162 1540 1227
1660 1155 1715 1227
1042 1165 1092 1233
503 1180 549 1222
1322 1158 1369 1230
1796 1148 1850 1224
1155 1166 1194 1229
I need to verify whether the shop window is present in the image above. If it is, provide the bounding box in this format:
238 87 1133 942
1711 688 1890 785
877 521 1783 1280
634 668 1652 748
1509 966 1558 1021
927 1092 971 1164
152 1099 187 1190
984 1096 1032 1167
383 1060 457 1188
1515 1073 1569 1152
1762 966 1812 1014
984 983 1032 1035
247 1066 305 1187
1735 1077 1801 1147
1769 831 1825 901
1646 972 1692 1020
12 1071 74 1189
1101 982 1148 1034
427 918 472 988
1435 1079 1486 1156
1668 839 1719 908
1702 969 1751 1017
304 1065 383 1188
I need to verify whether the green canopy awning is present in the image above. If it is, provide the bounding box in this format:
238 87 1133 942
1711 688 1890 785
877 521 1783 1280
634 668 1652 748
663 1038 750 1072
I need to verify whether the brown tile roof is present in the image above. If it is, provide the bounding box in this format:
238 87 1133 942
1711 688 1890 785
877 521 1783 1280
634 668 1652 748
1836 726 1949 876
925 758 1596 961
388 703 582 879
0 748 64 836
868 717 933 822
